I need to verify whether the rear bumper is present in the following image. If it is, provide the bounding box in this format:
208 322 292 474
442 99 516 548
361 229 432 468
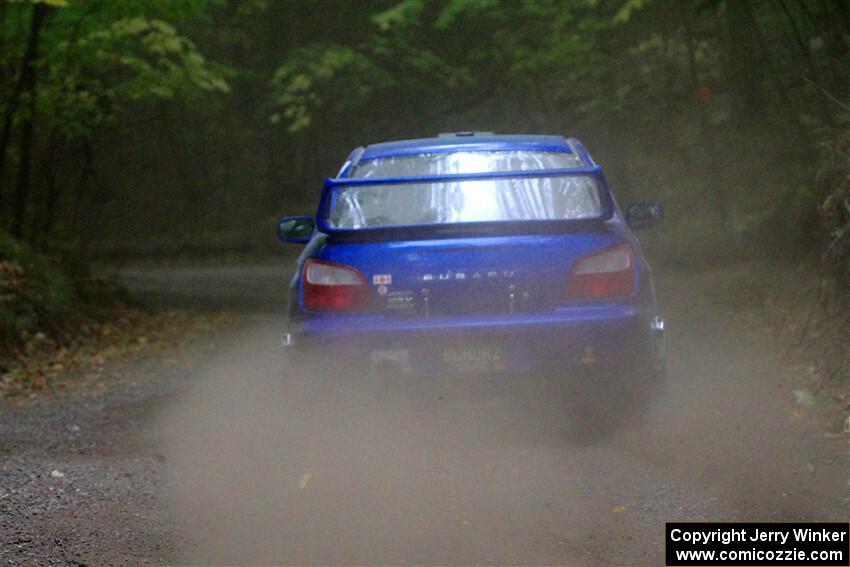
285 304 663 377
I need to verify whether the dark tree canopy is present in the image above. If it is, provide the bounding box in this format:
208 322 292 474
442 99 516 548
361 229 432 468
0 0 845 278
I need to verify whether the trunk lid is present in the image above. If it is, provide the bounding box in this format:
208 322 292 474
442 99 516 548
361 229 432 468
316 232 620 318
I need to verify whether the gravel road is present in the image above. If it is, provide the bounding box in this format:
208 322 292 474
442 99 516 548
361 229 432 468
1 263 847 565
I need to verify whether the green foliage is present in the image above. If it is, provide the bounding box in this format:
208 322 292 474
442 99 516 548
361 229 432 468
372 0 425 31
0 231 75 305
31 3 229 141
433 0 500 30
0 230 78 349
613 0 653 24
0 0 847 275
270 44 388 132
814 120 850 286
0 0 226 157
268 3 472 134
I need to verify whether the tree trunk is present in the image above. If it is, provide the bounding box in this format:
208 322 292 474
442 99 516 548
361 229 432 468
831 0 850 35
71 142 95 271
38 128 60 250
776 0 835 129
681 0 727 224
726 0 763 124
9 3 50 238
159 102 199 217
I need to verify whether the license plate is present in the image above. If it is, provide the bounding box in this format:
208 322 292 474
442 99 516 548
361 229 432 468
442 344 505 372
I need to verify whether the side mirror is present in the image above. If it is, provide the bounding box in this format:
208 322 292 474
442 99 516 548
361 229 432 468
625 202 663 230
277 216 314 244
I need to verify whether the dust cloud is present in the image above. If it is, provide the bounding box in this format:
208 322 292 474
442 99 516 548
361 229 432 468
159 320 655 565
158 275 847 565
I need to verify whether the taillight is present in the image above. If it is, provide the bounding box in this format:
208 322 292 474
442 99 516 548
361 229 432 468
303 259 369 311
564 244 636 301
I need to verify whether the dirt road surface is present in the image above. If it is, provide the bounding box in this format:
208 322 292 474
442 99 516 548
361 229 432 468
1 263 847 565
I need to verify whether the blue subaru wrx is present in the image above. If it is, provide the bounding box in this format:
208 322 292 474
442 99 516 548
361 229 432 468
278 132 665 423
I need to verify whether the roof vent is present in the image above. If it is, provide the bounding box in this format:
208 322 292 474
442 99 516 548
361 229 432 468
437 131 495 138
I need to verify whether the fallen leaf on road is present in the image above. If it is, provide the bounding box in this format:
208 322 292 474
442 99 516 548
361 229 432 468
793 389 815 407
612 505 625 513
299 472 312 489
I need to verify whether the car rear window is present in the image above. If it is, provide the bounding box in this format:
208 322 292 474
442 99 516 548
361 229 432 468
349 150 582 178
329 175 603 229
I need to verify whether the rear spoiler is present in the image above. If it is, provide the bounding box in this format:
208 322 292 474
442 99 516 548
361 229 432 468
315 166 615 238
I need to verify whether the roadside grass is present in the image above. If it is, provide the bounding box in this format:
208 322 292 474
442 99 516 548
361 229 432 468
702 262 850 436
0 309 232 401
0 231 232 401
